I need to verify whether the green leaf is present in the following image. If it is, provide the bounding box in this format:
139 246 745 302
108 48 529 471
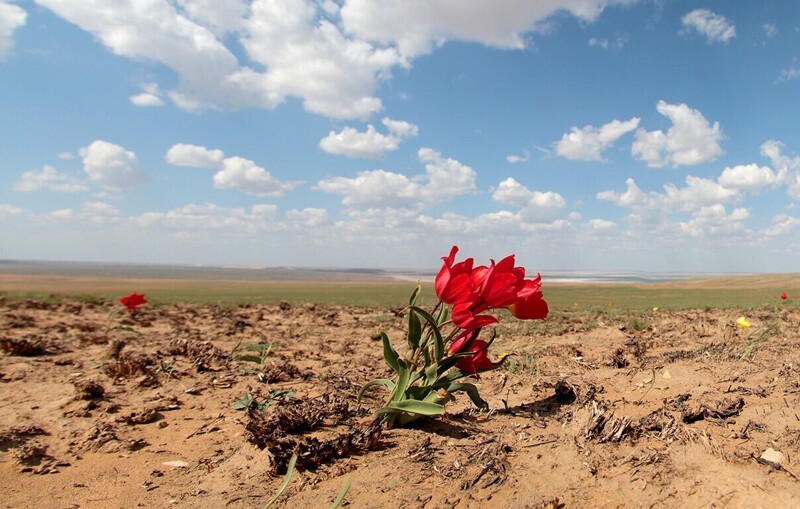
391 359 410 403
264 452 297 509
436 354 462 376
408 285 422 306
447 382 488 409
433 369 467 388
268 388 296 400
405 385 432 401
357 379 395 403
424 361 439 385
378 400 446 416
232 392 253 411
229 338 244 357
435 304 449 326
382 333 401 373
329 477 352 509
407 308 422 351
234 354 264 364
409 306 445 362
242 342 271 351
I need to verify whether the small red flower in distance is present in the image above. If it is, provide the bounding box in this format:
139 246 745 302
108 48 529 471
120 292 147 310
781 292 788 300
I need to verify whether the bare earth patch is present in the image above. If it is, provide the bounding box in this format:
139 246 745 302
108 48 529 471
2 298 800 508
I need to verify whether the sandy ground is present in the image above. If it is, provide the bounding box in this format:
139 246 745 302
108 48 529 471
3 296 800 508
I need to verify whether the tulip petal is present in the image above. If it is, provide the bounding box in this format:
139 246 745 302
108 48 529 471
509 293 548 320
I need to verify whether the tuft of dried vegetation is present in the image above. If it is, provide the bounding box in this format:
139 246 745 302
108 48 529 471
73 379 106 400
0 336 51 356
104 351 157 379
246 394 378 474
167 338 230 372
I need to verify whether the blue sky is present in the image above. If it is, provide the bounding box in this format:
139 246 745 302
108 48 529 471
2 0 800 272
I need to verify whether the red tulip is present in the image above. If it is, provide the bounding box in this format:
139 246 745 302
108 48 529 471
434 246 475 305
120 292 147 310
452 339 493 376
435 246 548 329
448 328 479 356
452 298 499 329
508 276 549 320
781 292 788 300
472 254 528 308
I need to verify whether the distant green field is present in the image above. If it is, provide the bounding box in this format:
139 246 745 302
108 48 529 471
1 274 796 310
545 284 794 311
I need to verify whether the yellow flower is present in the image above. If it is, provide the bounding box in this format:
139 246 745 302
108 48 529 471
736 316 751 329
652 307 658 312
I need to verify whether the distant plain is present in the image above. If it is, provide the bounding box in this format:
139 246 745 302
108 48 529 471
1 260 797 310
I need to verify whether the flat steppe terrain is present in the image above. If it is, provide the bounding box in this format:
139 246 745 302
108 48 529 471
2 269 800 508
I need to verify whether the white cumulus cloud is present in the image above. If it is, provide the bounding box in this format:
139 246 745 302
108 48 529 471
166 143 225 168
599 175 741 216
492 177 566 224
242 0 401 119
597 171 755 241
761 140 800 199
340 0 631 57
319 118 418 158
681 9 735 44
287 207 329 227
506 150 530 164
718 164 775 192
134 203 282 233
417 147 478 202
678 204 750 238
129 82 164 107
176 0 248 36
587 218 616 231
48 202 121 226
34 0 631 120
632 100 724 168
315 169 420 206
0 204 24 218
0 0 26 60
555 117 639 162
79 140 148 191
14 165 88 193
763 214 800 237
382 117 419 138
333 207 425 242
597 178 652 209
316 148 476 207
663 176 740 211
36 0 263 111
213 156 301 197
